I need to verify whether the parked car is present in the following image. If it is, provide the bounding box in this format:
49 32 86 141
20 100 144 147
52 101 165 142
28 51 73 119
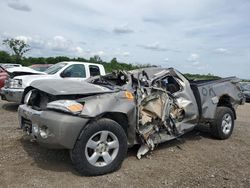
18 67 244 176
5 66 45 77
240 82 250 102
1 62 105 103
0 65 44 90
29 64 53 72
0 63 22 69
0 66 9 89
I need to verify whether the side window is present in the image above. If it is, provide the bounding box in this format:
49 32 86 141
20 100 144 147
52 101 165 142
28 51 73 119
89 65 100 76
61 64 86 78
161 76 181 93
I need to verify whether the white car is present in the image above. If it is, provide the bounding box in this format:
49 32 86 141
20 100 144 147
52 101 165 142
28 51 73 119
6 66 46 77
1 61 105 103
0 63 22 69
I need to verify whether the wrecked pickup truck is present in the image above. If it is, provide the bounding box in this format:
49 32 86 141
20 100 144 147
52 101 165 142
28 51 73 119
18 67 244 176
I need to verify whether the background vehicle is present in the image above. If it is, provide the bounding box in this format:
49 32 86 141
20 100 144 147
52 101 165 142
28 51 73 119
0 66 9 89
18 68 244 176
5 66 45 77
0 65 45 90
0 63 22 69
240 82 250 102
29 64 52 72
1 62 105 103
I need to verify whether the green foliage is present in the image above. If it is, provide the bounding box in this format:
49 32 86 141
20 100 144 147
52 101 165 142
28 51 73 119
0 49 226 80
89 55 102 63
0 38 223 80
2 38 31 63
0 50 152 72
0 49 228 80
241 79 250 82
184 73 221 80
0 51 13 64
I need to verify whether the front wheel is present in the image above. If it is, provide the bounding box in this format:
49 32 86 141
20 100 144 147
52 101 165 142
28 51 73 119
210 107 234 139
71 118 127 176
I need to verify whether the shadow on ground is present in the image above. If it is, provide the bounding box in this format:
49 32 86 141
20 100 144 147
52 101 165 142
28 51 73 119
1 102 19 112
20 125 213 176
20 137 78 175
128 124 213 156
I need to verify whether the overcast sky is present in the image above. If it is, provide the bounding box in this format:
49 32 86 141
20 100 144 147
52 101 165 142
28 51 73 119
0 0 250 78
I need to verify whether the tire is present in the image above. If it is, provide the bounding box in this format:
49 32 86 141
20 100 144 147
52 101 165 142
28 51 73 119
210 107 234 139
71 118 128 176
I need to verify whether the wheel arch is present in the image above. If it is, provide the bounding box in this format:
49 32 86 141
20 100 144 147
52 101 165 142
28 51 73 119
99 112 129 135
217 94 236 119
78 112 129 139
21 86 34 104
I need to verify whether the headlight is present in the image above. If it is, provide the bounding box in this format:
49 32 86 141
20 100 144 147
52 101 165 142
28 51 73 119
5 79 22 88
47 100 84 114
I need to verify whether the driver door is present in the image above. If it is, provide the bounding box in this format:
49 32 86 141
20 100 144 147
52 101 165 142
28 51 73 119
164 74 199 133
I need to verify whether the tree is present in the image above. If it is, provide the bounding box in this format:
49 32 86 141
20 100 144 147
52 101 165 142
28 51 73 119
110 57 118 64
89 55 102 63
2 38 31 63
0 51 12 63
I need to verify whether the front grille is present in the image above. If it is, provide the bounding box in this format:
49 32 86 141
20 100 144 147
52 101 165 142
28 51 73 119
21 117 32 134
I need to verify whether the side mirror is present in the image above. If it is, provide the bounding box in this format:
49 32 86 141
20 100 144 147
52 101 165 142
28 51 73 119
61 71 71 78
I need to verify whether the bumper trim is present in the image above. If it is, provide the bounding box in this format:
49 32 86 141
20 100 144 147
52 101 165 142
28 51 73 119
1 87 24 103
18 104 89 149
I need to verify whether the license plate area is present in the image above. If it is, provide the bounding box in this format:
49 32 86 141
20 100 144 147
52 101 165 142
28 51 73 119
21 117 32 134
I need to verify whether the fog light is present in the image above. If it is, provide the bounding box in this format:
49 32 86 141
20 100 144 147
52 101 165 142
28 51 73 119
39 126 48 139
32 124 39 135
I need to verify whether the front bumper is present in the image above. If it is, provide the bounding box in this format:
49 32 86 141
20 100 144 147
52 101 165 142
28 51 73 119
1 87 24 103
18 104 89 149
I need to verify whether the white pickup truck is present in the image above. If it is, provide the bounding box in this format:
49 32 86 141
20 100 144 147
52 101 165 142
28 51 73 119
1 62 105 103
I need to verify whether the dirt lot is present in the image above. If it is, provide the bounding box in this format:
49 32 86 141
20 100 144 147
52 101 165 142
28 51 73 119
0 100 249 188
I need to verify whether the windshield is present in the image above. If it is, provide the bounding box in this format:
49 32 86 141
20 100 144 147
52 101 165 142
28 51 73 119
45 63 67 75
30 66 50 72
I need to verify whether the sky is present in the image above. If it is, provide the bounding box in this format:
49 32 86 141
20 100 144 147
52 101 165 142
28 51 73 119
0 0 250 78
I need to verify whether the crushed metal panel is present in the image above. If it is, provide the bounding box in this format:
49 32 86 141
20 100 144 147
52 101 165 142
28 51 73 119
135 69 200 159
136 87 186 158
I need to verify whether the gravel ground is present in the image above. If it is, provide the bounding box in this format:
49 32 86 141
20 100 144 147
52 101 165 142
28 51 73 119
0 100 250 188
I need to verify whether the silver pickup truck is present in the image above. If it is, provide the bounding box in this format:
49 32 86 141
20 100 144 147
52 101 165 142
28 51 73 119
18 68 244 176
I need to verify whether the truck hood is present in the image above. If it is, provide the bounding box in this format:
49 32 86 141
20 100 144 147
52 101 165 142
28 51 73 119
14 74 55 88
30 79 112 95
6 67 46 78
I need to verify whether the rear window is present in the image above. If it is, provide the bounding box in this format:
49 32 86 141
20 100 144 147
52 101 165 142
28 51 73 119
89 65 100 76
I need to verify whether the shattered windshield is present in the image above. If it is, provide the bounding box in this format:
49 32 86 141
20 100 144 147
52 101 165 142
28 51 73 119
89 68 171 91
89 71 129 90
45 63 67 75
